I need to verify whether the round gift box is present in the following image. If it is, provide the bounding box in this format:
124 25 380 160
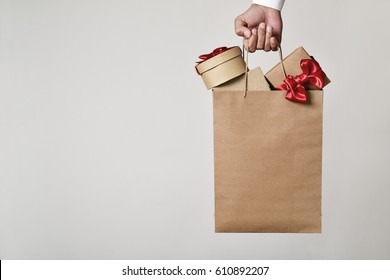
196 46 246 89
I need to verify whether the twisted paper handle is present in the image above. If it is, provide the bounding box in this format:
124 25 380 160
242 46 286 98
243 45 249 98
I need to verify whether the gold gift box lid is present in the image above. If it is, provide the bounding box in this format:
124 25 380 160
196 47 242 74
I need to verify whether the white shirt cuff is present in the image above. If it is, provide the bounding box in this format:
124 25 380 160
252 0 285 11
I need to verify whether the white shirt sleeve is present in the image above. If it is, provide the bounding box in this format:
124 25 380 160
252 0 285 11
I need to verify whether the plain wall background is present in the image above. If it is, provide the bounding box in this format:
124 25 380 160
1 0 390 259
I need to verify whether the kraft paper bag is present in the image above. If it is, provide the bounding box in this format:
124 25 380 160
212 47 329 233
213 90 323 233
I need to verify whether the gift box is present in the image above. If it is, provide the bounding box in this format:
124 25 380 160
196 46 246 89
266 47 331 90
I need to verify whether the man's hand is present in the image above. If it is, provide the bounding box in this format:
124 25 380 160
235 4 283 52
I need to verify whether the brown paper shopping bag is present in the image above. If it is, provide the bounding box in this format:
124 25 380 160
212 47 330 233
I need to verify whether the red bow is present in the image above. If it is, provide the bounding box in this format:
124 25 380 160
197 46 231 64
276 58 326 103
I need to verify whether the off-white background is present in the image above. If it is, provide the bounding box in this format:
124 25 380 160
0 0 389 259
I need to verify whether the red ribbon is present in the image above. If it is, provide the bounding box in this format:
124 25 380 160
197 47 231 64
276 58 326 103
195 46 232 75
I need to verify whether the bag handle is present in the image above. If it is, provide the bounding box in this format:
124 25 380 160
242 45 287 98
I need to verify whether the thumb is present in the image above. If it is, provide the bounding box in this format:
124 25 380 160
235 19 251 39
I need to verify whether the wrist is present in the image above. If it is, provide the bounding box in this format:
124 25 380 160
252 0 285 11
